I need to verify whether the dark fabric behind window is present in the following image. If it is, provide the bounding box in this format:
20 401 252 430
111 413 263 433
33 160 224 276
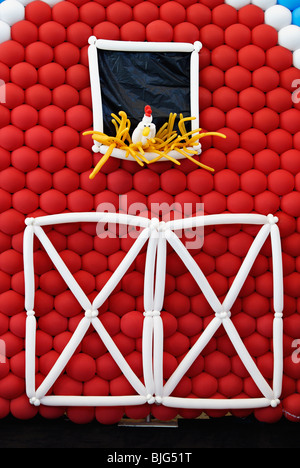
97 49 191 136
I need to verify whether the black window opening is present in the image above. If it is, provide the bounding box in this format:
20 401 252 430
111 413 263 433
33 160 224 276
97 48 192 137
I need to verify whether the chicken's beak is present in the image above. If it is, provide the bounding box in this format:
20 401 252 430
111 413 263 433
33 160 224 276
142 127 150 137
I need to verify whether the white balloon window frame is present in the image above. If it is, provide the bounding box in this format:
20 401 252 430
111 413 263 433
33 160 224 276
87 37 202 162
24 212 283 411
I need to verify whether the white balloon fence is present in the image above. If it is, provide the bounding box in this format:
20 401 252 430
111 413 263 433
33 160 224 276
24 211 283 412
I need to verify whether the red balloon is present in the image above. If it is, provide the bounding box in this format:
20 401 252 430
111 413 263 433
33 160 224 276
226 148 253 174
66 64 90 91
146 20 174 42
52 84 79 110
0 41 24 68
225 65 251 92
25 84 52 110
25 42 53 68
11 105 38 131
283 394 300 422
281 192 300 218
120 21 146 41
11 20 38 46
0 208 25 235
192 372 218 398
133 1 159 25
54 42 80 69
38 63 66 90
53 374 82 395
52 126 79 152
202 191 226 215
266 46 293 72
66 353 96 382
212 44 237 71
215 251 242 277
239 86 265 113
0 126 24 152
39 21 66 47
96 353 122 380
204 350 231 378
238 4 264 29
106 1 133 26
95 406 124 425
212 4 237 29
164 291 190 317
218 373 243 398
240 169 267 195
52 1 79 27
253 66 279 93
0 289 24 315
0 331 23 357
110 375 136 396
11 63 38 89
2 83 24 110
255 404 283 423
200 24 224 50
12 188 39 214
212 86 238 112
214 168 240 195
268 169 294 196
39 189 67 214
79 2 105 26
66 22 93 48
252 24 279 51
93 21 120 40
66 105 93 132
240 128 266 154
67 407 95 424
225 23 251 50
25 125 52 152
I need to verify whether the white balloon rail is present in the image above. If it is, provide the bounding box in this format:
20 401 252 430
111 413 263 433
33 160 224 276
24 212 283 412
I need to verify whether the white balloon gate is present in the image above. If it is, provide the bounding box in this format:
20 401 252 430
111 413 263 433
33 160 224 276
24 212 283 413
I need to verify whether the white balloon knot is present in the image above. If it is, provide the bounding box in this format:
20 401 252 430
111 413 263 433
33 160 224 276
274 312 283 318
193 41 202 53
267 214 278 225
150 217 160 231
144 310 160 317
85 309 98 318
158 221 167 232
215 310 231 320
146 394 155 405
26 310 35 317
270 399 280 408
155 396 162 405
88 36 97 45
30 397 40 407
92 144 101 153
25 217 36 226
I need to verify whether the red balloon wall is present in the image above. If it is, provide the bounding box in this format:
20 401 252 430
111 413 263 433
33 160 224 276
0 0 300 425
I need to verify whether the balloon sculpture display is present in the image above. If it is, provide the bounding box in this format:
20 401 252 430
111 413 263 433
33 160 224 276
24 211 283 413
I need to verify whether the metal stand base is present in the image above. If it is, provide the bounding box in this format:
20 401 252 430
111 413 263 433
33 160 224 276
118 415 178 428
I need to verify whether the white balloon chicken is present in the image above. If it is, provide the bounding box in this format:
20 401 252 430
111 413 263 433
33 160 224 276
132 105 156 146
